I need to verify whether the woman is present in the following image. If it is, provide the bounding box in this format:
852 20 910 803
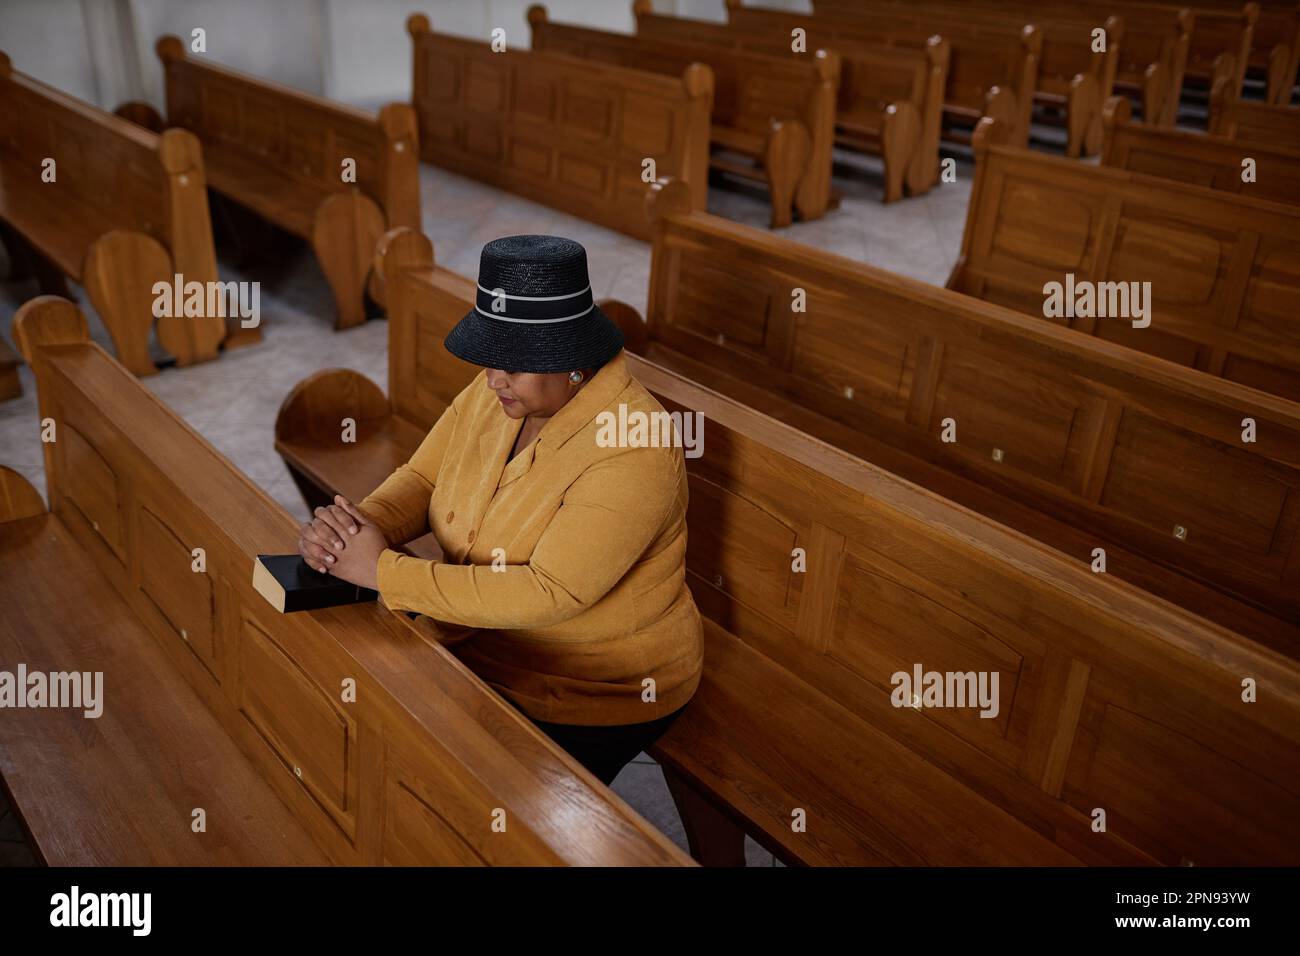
298 234 703 786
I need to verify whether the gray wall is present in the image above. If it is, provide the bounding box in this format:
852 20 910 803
0 0 811 112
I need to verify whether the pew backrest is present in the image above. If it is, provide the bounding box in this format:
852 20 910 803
407 14 712 240
156 36 420 233
13 298 692 867
639 177 1300 637
1211 86 1300 144
0 51 216 286
377 229 1300 865
1101 94 1300 206
725 2 1042 145
952 119 1300 405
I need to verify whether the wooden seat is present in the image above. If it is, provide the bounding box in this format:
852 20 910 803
408 14 712 241
1101 94 1300 206
951 117 1300 403
531 3 838 228
0 497 329 866
0 51 227 374
148 35 421 329
9 296 692 867
278 228 1300 866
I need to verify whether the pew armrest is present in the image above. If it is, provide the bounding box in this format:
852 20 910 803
0 466 44 523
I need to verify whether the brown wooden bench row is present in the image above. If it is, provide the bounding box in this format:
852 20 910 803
1101 94 1300 205
768 0 1120 157
129 36 422 329
407 13 711 241
277 229 1300 865
1211 78 1300 140
951 116 1300 405
1 295 692 867
529 4 838 227
0 51 227 375
812 0 1194 127
723 2 1044 152
640 176 1300 651
634 1 948 200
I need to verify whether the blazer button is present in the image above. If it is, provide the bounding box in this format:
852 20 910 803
446 510 454 523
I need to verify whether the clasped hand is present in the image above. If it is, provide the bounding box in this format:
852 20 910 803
298 495 387 591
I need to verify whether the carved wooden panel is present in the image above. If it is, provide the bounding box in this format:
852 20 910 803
138 505 217 679
411 29 709 239
958 144 1300 398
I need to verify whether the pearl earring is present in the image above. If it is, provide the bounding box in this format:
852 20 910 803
568 370 584 385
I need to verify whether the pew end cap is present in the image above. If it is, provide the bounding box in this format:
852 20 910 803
526 4 548 27
406 13 431 37
0 466 45 523
376 227 435 292
632 0 654 22
156 126 205 175
971 115 1013 156
681 61 713 101
1102 95 1132 132
645 177 693 226
155 35 185 63
376 101 419 146
597 299 648 354
275 368 391 447
11 296 90 366
924 35 950 70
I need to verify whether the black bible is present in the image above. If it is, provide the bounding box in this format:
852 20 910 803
252 554 378 613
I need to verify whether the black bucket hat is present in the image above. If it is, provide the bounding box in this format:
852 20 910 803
444 235 625 373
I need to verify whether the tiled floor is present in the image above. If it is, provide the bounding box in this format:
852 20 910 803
0 144 973 867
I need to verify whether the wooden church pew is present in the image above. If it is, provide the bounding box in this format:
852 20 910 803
278 229 1300 866
725 2 1043 149
7 295 692 867
407 13 711 241
0 52 226 375
1101 94 1300 205
635 1 948 200
634 176 1300 654
1210 80 1300 141
146 36 421 329
814 0 1194 128
951 117 1300 402
801 0 1121 157
529 3 839 227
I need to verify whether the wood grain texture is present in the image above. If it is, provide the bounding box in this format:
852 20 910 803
13 297 692 867
1102 94 1300 207
0 53 225 366
408 15 713 240
281 233 1300 865
532 3 839 225
82 230 167 375
726 2 1042 148
0 336 20 402
954 125 1300 403
0 466 43 521
640 181 1300 648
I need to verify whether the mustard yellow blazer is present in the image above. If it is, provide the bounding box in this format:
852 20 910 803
358 352 704 726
